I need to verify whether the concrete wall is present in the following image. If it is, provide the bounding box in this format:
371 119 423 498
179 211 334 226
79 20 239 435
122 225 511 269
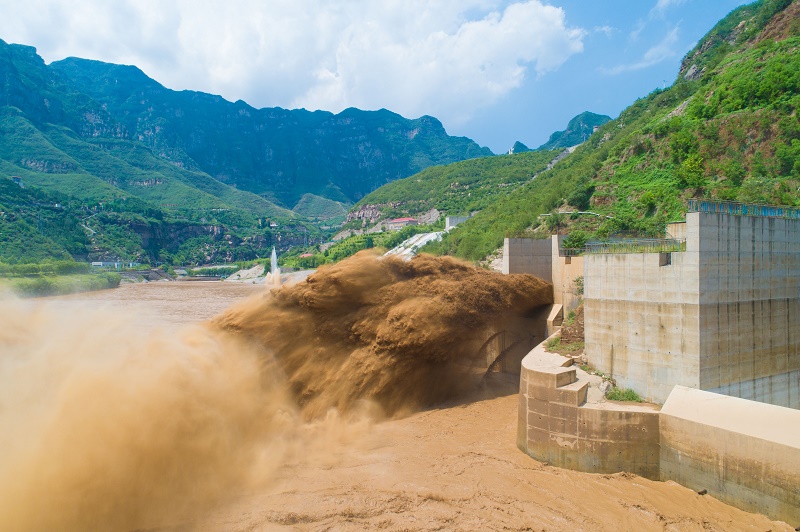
666 221 686 240
502 238 552 280
695 213 800 408
518 345 661 479
518 371 800 524
551 236 584 311
660 386 800 525
584 249 701 403
584 212 800 407
445 216 470 230
502 236 583 314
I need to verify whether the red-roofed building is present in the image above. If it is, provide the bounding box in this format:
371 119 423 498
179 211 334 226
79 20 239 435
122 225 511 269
386 217 418 231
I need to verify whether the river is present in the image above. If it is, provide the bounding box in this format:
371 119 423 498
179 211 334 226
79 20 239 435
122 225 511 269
56 280 264 327
2 280 789 531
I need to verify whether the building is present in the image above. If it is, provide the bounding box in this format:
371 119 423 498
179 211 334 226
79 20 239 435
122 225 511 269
91 261 140 269
385 217 418 231
506 201 800 409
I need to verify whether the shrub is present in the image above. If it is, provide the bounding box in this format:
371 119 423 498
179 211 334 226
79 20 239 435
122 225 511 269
574 276 584 296
606 387 643 402
104 272 122 288
562 230 589 250
567 186 595 211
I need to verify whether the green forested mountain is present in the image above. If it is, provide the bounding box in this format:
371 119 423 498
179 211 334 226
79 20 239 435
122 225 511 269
49 57 492 206
428 0 800 261
346 150 559 225
0 175 86 262
507 111 612 154
509 141 532 154
536 111 612 150
0 39 491 263
340 110 612 234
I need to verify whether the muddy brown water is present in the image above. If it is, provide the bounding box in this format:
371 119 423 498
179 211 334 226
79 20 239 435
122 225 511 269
0 277 792 531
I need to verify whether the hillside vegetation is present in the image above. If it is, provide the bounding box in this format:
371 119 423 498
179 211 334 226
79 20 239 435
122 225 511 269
347 150 559 225
0 38 491 264
50 57 492 206
427 0 800 261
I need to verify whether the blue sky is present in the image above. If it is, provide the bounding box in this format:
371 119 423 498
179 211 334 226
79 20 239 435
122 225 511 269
0 0 751 153
467 0 752 152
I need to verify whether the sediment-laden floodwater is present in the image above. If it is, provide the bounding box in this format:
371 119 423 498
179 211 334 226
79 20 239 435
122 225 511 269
0 254 791 531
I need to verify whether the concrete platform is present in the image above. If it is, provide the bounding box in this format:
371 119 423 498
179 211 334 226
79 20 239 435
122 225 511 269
660 386 800 525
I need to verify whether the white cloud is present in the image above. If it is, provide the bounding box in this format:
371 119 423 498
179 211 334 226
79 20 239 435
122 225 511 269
630 19 647 41
631 0 686 41
0 0 584 126
652 0 688 15
601 26 680 75
594 25 615 37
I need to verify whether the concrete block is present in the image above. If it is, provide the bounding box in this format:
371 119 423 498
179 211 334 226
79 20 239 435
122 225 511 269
548 416 568 435
527 426 549 446
547 402 577 422
528 367 576 389
532 383 549 402
527 397 548 416
528 411 549 432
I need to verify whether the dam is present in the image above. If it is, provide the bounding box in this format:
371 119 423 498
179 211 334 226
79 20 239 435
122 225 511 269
506 200 800 525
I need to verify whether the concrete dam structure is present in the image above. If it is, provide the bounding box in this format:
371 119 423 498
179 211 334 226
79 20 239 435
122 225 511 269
507 200 800 525
584 205 800 408
518 350 800 525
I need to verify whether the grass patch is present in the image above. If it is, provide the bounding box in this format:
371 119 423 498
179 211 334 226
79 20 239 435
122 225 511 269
544 336 585 354
606 387 643 402
545 336 561 350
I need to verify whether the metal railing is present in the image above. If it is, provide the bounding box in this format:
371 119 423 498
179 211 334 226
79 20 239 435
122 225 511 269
559 247 585 257
584 238 686 254
688 199 800 220
560 238 686 256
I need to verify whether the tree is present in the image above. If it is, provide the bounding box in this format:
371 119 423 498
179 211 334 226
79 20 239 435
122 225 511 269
680 153 706 192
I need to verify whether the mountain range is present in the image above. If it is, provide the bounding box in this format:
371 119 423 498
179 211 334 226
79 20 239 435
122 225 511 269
7 0 792 268
0 39 494 263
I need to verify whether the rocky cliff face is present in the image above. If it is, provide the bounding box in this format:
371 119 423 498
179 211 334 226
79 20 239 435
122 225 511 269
346 203 399 224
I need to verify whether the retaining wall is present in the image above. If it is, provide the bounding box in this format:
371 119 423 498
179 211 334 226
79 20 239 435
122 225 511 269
583 249 700 403
551 236 584 312
517 342 661 479
660 386 800 525
519 346 800 525
695 213 800 408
